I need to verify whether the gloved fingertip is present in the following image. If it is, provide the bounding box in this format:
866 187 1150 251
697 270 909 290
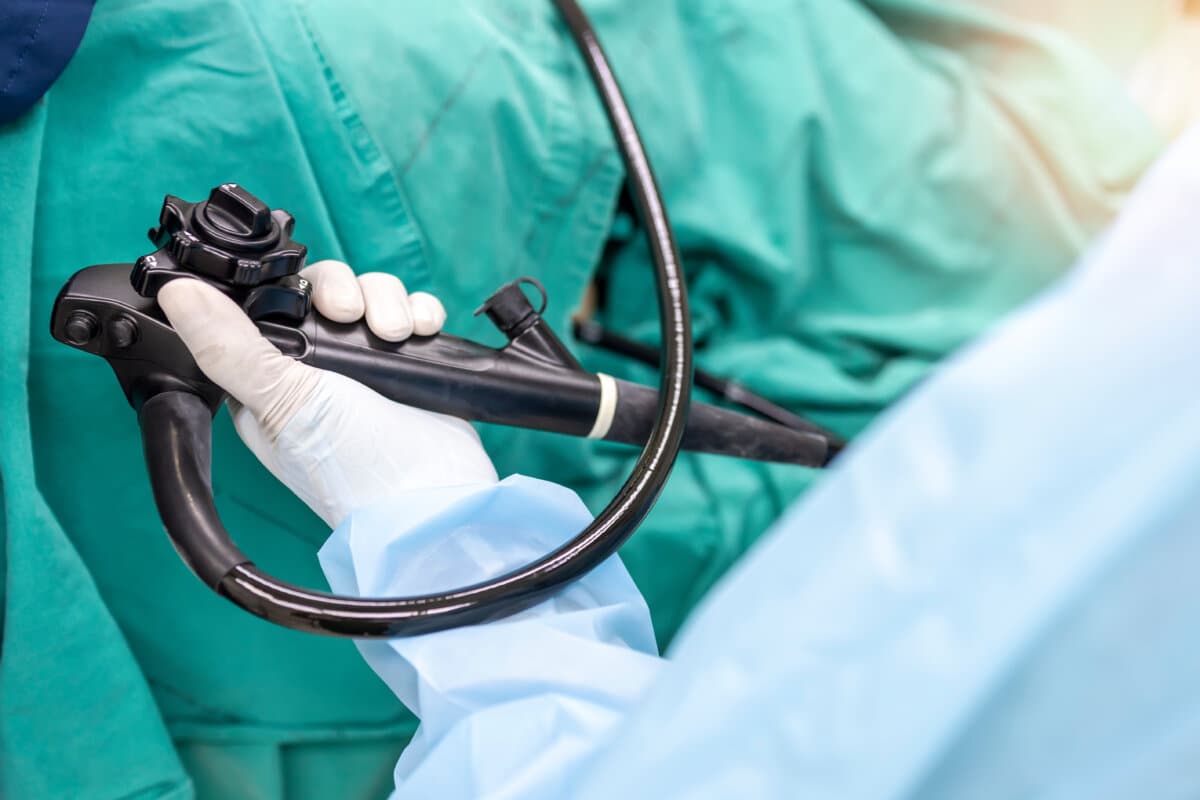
410 292 447 336
303 260 365 322
359 272 415 341
411 306 436 337
158 277 250 339
157 275 218 312
318 283 366 323
374 311 415 342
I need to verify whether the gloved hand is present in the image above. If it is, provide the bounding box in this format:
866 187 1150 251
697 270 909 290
157 260 499 528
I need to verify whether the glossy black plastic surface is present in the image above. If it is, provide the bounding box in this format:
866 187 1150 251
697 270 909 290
283 313 827 464
51 263 226 411
139 392 250 586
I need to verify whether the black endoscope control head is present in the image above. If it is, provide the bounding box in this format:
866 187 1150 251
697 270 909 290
51 186 315 411
131 183 312 322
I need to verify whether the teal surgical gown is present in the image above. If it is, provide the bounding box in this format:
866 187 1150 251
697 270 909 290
0 1 1163 798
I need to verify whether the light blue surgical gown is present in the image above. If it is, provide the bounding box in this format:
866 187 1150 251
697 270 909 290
319 125 1200 799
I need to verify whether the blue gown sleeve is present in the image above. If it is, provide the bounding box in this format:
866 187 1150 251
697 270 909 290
317 476 663 799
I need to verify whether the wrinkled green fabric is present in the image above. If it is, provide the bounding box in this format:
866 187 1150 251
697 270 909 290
2 101 191 800
0 1 1161 798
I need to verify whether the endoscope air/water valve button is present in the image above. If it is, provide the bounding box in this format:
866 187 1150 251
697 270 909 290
63 310 99 346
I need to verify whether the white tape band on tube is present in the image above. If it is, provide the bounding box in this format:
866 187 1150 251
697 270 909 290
587 372 619 439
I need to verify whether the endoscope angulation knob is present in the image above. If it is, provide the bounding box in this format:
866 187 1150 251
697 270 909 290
130 184 312 322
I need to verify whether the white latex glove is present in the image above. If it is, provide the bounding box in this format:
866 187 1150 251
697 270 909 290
158 260 499 528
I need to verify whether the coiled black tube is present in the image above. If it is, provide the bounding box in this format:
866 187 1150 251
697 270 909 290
205 0 693 636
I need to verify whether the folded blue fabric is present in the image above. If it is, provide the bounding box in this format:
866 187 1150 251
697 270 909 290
0 0 94 123
319 476 661 799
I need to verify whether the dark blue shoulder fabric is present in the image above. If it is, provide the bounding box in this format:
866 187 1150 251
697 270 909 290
1 0 95 124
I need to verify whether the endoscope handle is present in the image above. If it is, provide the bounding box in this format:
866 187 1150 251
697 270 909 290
258 315 831 466
264 313 603 439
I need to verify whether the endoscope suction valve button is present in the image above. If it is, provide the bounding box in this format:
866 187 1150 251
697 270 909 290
242 273 313 323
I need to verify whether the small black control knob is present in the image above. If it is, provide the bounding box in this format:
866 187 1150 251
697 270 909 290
64 310 99 346
108 315 139 349
203 183 273 239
